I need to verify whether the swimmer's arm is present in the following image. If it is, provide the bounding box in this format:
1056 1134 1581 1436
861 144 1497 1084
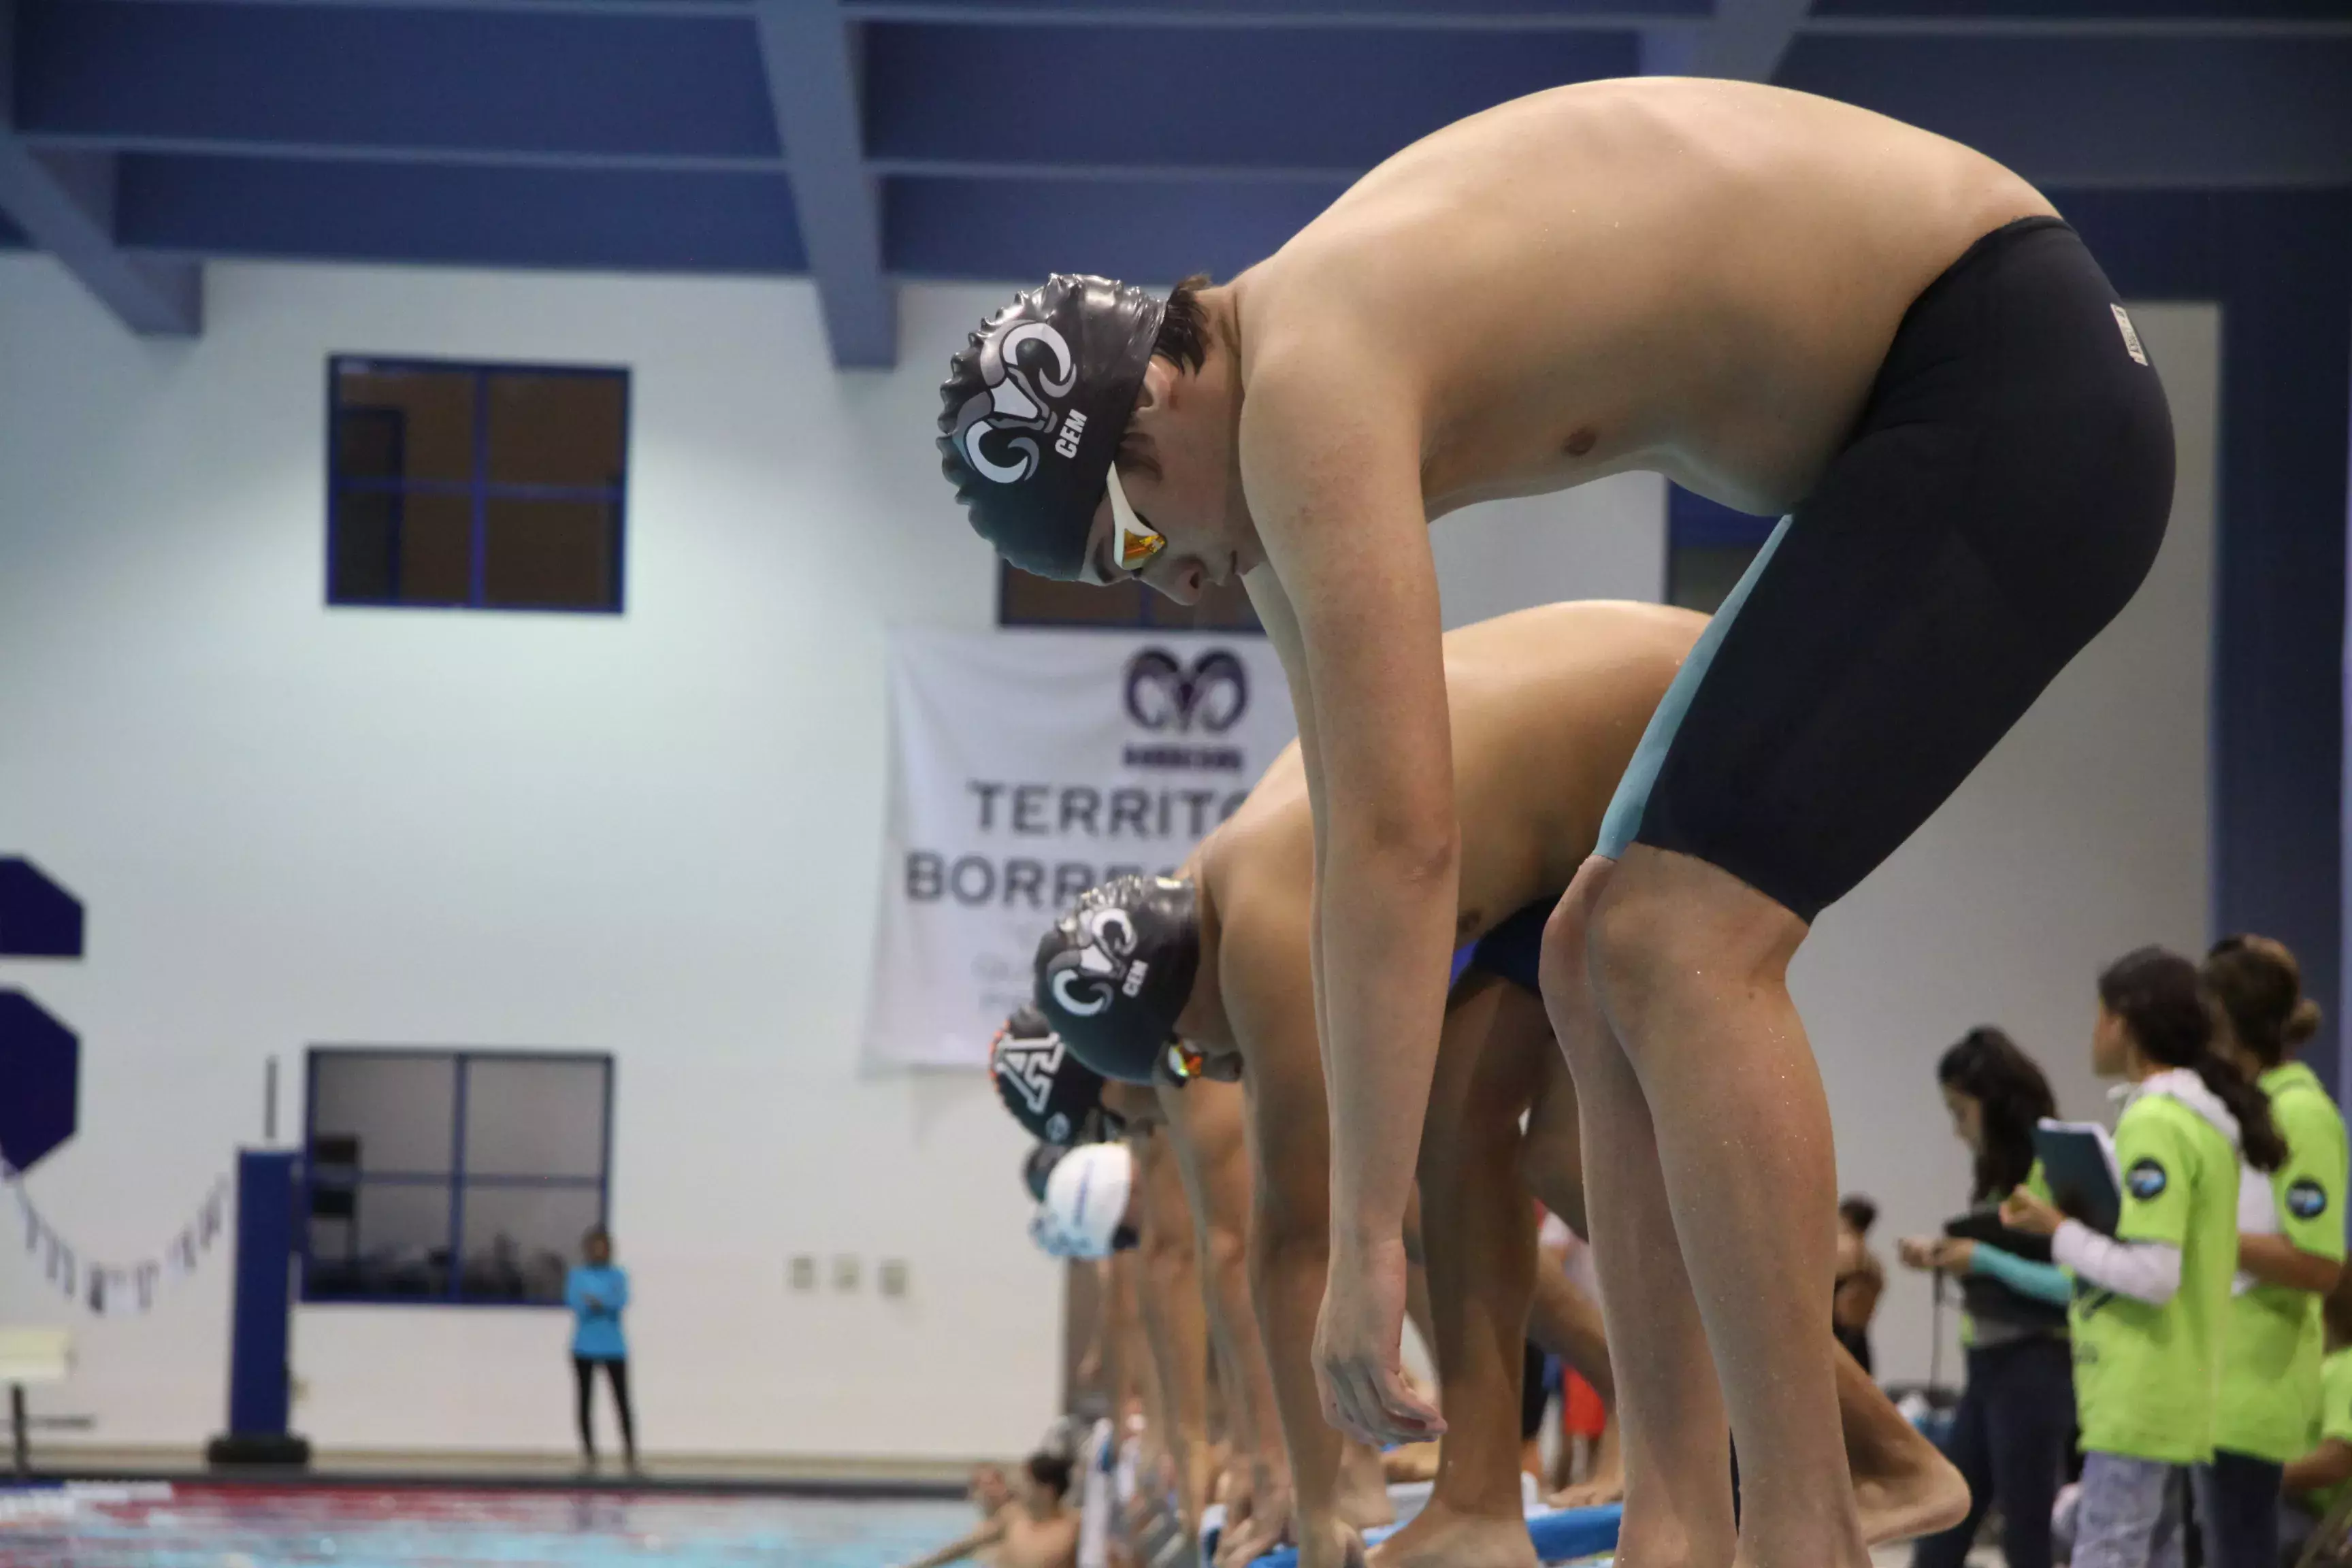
1158 1081 1292 1522
1234 963 1345 1535
898 1516 1007 1568
1134 1138 1213 1530
1242 566 1336 1120
1242 356 1456 1441
1232 945 1367 1568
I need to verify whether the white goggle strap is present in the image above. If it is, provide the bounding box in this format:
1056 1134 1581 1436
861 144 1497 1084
1081 466 1164 586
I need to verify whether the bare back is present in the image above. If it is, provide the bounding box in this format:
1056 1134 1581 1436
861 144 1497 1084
1236 79 2055 517
1199 599 1705 1050
996 1508 1078 1568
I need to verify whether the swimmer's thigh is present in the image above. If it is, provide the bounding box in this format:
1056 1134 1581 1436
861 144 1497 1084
1612 259 2174 921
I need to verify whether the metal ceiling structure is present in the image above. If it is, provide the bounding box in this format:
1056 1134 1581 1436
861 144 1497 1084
0 0 2347 360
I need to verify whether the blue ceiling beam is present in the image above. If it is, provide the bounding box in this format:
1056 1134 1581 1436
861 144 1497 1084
1779 33 2352 186
887 173 1347 282
14 0 778 163
849 0 1701 22
1810 0 2345 20
114 155 806 273
864 22 1639 172
754 1 894 368
1690 0 1812 78
0 1 197 333
61 0 2351 31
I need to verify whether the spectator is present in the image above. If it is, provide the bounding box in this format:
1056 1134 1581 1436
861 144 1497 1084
2198 935 2348 1568
2280 1277 2352 1564
566 1226 636 1473
1901 1026 2074 1568
1833 1194 1885 1375
2002 947 2287 1568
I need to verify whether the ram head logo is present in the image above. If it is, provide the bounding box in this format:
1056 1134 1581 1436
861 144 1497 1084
950 321 1077 485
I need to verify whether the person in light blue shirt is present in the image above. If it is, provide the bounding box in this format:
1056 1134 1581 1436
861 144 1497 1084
566 1226 636 1471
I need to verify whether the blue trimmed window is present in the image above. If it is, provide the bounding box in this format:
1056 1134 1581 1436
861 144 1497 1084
1666 485 1778 614
327 357 629 612
301 1049 613 1307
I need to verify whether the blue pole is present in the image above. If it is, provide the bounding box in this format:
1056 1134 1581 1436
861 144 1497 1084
207 1149 310 1467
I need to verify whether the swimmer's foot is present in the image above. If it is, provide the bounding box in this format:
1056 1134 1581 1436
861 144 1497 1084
1336 1445 1396 1533
1379 1441 1440 1485
1546 1475 1624 1511
1369 1501 1538 1568
1852 1440 1969 1546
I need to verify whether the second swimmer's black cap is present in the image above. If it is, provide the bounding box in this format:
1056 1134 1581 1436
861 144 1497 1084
938 276 1166 581
1034 876 1200 1085
990 1004 1109 1146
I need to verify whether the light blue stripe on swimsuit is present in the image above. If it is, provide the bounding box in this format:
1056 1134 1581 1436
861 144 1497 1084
1597 513 1795 860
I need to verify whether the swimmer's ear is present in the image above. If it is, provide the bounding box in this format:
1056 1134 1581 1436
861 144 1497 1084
1130 357 1175 417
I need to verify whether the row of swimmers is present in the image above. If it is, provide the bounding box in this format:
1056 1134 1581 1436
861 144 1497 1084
908 601 2351 1568
921 603 1975 1568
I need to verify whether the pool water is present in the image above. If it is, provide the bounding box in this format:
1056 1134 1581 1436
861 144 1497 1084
0 1482 975 1568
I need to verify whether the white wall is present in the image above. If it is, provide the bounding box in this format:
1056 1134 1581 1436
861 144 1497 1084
0 252 2215 1458
1801 304 2221 1386
0 259 1067 1460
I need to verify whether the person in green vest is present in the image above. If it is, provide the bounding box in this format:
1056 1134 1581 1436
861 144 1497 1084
2003 947 2288 1568
2198 934 2349 1568
2281 1281 2352 1563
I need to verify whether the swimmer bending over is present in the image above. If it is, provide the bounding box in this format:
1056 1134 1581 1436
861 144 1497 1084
939 78 2172 1568
1030 603 1965 1568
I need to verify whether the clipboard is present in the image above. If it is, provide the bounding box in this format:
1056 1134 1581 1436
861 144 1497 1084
2030 1119 2122 1236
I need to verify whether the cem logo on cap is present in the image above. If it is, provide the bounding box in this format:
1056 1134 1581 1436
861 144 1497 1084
1035 877 1201 1086
936 276 1166 583
2126 1158 2168 1202
2288 1177 2330 1221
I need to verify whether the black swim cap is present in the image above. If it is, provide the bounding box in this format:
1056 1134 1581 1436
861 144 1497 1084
1034 877 1200 1084
990 1005 1109 1146
938 276 1166 581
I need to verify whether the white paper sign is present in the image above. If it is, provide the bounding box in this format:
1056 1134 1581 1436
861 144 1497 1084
860 627 1296 1069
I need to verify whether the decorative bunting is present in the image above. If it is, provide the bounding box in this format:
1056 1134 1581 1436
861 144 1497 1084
0 1161 232 1317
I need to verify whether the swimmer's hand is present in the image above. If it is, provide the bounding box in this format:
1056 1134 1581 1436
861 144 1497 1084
1294 1514 1369 1568
1313 1237 1444 1446
1213 1470 1293 1568
1999 1188 2062 1237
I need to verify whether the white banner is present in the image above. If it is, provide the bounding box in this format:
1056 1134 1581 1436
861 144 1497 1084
860 627 1296 1070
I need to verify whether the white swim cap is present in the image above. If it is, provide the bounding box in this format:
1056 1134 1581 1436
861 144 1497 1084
1042 1141 1136 1259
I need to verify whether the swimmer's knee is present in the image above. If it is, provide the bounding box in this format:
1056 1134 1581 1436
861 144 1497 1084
1584 862 1703 1025
1586 849 1804 1029
1536 858 1612 1006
